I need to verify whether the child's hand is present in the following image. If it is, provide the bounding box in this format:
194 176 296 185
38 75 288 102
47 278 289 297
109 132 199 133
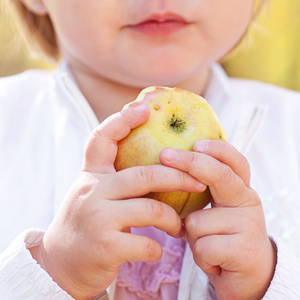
29 103 205 300
160 141 277 300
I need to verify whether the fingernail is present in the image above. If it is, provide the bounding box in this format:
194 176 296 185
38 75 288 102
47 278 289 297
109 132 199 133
162 148 177 162
133 104 148 113
194 141 209 153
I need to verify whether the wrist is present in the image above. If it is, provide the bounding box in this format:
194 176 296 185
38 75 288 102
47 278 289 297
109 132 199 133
0 229 73 299
254 238 277 299
29 241 83 299
29 236 106 300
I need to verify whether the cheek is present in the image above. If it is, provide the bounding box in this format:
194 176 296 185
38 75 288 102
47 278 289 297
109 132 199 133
46 0 119 58
202 2 253 56
55 17 116 63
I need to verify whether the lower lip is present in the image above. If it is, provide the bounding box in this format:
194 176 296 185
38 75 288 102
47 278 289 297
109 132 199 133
128 21 189 36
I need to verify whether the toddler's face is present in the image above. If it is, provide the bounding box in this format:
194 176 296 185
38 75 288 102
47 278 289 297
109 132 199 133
42 0 253 87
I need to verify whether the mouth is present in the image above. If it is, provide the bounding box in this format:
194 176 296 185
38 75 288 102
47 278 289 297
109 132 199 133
126 12 191 36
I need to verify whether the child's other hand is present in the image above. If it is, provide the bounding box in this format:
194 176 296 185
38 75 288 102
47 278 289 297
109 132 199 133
30 103 205 300
160 141 277 300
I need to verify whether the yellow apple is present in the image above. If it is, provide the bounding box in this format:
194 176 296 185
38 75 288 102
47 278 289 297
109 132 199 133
115 86 227 219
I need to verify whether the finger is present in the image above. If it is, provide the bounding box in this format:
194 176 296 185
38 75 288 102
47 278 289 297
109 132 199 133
192 234 235 275
82 103 150 173
184 207 237 245
160 148 257 207
97 164 207 200
104 198 183 238
114 232 163 264
193 140 251 187
184 206 260 245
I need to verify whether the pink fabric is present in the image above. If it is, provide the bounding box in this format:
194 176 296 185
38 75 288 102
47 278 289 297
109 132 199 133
114 226 186 300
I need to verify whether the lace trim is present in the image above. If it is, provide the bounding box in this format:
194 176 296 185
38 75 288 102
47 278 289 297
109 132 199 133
116 244 185 299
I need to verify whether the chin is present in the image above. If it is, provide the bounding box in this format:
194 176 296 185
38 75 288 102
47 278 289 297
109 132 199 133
127 46 196 80
135 68 203 90
128 63 198 88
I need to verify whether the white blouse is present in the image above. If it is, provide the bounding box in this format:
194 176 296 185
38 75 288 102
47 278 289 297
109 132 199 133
0 63 300 299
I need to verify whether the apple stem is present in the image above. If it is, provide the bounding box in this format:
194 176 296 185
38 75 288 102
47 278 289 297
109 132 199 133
169 114 186 133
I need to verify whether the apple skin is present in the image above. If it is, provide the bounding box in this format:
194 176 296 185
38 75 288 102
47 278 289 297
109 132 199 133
115 86 227 219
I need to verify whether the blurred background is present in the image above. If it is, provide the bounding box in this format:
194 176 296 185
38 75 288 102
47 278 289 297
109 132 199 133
0 0 299 91
222 0 300 92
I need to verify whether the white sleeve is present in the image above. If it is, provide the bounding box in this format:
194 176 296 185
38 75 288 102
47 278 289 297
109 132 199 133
0 229 109 300
0 229 74 299
262 237 300 299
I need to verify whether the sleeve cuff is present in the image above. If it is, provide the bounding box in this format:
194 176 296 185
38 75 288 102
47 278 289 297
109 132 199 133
262 236 300 299
0 229 74 299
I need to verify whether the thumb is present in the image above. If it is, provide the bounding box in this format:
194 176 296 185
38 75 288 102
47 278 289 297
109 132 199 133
82 103 150 174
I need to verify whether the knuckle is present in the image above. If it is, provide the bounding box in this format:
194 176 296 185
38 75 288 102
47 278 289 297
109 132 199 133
136 166 155 185
180 172 202 192
76 178 95 198
92 125 105 140
240 188 262 207
239 154 250 171
217 163 233 183
118 111 132 129
120 108 146 130
193 238 205 255
238 235 255 261
80 171 101 186
89 125 116 148
184 213 198 233
193 239 210 269
146 199 164 220
98 232 117 254
178 170 190 188
250 189 262 206
186 151 197 167
144 239 158 259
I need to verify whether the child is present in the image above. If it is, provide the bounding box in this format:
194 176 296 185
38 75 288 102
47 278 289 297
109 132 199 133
1 0 300 299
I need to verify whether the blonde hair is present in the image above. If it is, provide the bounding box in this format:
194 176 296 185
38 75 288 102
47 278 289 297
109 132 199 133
4 0 59 62
4 0 267 63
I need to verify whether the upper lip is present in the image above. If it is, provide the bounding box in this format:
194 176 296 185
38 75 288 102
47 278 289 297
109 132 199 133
132 12 189 26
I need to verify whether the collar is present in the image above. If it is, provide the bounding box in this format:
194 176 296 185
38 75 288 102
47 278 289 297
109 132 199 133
56 60 100 129
205 63 266 154
56 61 266 154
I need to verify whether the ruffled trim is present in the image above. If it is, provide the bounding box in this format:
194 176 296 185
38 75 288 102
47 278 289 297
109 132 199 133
116 243 185 299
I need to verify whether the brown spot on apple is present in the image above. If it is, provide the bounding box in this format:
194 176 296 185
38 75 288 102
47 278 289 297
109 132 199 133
153 104 160 111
